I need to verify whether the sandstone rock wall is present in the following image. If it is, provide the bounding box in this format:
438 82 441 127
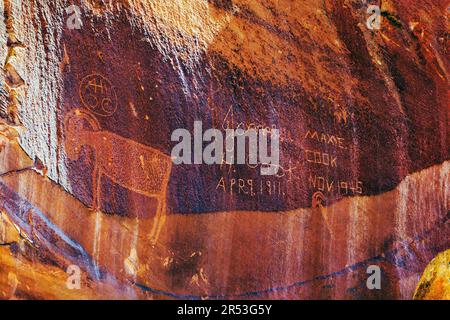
0 0 448 299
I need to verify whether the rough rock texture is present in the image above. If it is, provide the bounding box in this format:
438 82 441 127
0 0 449 299
414 249 450 300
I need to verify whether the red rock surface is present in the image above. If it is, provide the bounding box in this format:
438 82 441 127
0 0 449 299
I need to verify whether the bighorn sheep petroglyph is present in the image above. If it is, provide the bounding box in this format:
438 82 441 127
64 109 172 245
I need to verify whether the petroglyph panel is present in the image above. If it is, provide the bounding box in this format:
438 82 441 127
0 0 448 300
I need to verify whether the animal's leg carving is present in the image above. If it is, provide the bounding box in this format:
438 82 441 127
156 200 167 243
92 166 100 211
149 196 166 246
149 196 162 245
96 171 102 212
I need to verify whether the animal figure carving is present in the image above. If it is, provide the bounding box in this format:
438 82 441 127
64 109 172 245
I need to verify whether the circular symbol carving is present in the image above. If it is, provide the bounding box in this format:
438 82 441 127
312 191 325 208
79 74 118 117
